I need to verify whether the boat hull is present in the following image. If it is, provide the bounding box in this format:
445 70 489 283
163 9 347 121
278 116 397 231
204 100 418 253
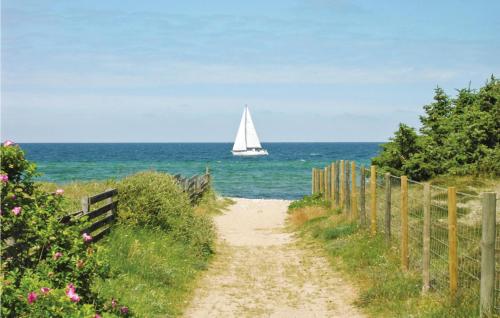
232 149 269 156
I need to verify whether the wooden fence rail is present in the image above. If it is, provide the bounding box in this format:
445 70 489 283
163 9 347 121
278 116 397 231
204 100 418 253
311 161 498 317
173 170 211 203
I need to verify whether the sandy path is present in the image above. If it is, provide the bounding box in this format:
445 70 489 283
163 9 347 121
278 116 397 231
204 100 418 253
183 198 365 318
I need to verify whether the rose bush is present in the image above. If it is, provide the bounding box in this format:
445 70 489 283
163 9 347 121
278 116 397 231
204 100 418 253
1 142 128 317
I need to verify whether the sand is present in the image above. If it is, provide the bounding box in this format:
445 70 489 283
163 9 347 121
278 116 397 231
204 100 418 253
183 198 365 318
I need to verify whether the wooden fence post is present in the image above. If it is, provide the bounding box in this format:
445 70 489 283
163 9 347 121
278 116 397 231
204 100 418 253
360 166 366 226
316 169 321 195
448 187 458 298
384 173 391 242
340 160 345 210
345 161 351 217
480 192 496 317
401 175 409 270
331 162 336 208
81 196 90 214
320 169 325 195
351 161 358 221
312 168 315 194
335 161 340 207
324 166 328 200
370 165 377 235
422 183 431 293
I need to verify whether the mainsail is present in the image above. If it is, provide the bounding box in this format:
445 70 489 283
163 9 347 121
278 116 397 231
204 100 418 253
232 106 263 151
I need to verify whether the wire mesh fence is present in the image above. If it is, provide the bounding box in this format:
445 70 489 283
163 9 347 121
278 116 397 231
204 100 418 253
311 161 497 315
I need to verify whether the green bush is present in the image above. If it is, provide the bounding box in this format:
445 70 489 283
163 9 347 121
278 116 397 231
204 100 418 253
1 142 124 317
116 171 215 256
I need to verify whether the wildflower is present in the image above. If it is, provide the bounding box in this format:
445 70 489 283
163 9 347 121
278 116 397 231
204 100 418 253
66 284 80 302
76 259 85 269
3 140 15 147
27 292 37 304
111 298 117 308
40 287 51 294
12 207 21 215
82 233 93 242
11 194 16 200
53 252 63 260
55 189 64 195
95 315 102 318
120 306 129 314
0 174 8 183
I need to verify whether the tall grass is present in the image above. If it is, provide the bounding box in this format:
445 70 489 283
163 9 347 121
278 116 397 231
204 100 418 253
93 225 210 317
288 196 479 317
40 170 226 317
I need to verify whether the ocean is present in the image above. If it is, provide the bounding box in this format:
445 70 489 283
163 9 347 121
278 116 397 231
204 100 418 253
20 143 382 199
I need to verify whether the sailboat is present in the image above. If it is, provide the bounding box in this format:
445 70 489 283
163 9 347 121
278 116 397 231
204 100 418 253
232 106 269 156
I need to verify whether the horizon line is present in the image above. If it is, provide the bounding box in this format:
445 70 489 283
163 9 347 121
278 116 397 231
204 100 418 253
16 141 386 144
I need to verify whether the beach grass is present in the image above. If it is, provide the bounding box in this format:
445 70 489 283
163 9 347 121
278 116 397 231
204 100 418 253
288 196 480 317
39 173 226 317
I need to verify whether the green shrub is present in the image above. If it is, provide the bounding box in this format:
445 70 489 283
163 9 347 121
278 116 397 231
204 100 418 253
1 141 123 317
116 171 215 256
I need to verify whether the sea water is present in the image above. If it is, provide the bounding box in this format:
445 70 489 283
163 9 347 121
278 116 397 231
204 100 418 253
21 143 381 199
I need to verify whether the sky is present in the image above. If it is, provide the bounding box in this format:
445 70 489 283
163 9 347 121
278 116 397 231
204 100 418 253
1 0 499 142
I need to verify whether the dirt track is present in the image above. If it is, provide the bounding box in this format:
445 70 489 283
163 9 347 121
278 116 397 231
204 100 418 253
183 198 365 318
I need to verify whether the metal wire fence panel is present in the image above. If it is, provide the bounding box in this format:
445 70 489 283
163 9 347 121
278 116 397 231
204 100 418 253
455 191 482 301
375 171 387 234
390 176 402 242
408 180 425 271
495 198 500 313
428 185 449 293
311 163 498 313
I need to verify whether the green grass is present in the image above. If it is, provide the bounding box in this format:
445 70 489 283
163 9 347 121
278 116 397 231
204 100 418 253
289 195 481 318
93 225 210 317
39 174 230 317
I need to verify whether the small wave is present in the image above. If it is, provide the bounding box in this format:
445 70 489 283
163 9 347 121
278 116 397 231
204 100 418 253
310 153 320 156
299 159 306 162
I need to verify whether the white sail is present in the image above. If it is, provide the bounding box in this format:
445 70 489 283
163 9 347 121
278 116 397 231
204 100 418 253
232 106 268 156
244 107 262 149
232 108 247 151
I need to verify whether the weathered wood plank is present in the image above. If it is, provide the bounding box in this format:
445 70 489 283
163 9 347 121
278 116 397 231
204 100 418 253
83 201 118 220
92 226 112 243
88 189 118 204
82 214 115 234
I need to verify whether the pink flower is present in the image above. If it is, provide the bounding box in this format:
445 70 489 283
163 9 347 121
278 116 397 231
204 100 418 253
0 174 8 183
11 207 21 215
40 287 51 294
27 292 37 304
95 315 102 318
55 189 64 195
120 306 129 314
66 284 80 302
53 251 63 260
111 298 117 308
82 233 93 242
3 140 15 147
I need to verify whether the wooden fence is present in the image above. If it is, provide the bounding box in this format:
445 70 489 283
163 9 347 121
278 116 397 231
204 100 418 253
173 168 211 203
62 188 118 243
312 161 498 317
